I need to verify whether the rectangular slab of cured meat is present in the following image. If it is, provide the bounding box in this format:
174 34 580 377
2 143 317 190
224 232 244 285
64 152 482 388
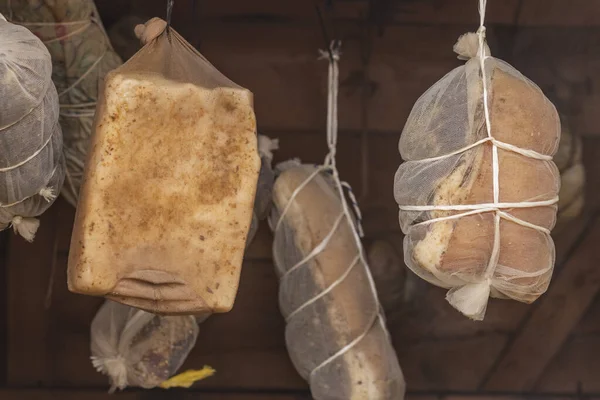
68 24 260 315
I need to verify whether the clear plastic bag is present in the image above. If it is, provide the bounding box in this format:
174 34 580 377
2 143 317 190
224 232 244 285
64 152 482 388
271 160 405 400
90 300 199 392
0 15 65 241
68 18 260 315
0 0 124 207
394 32 561 320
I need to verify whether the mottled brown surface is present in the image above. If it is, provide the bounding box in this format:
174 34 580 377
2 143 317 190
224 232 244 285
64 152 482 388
68 71 260 315
428 68 560 302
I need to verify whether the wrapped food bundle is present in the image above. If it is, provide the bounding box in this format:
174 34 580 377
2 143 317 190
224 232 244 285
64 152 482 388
91 300 199 392
394 32 561 320
0 14 65 241
554 115 585 232
246 135 278 248
271 161 405 400
0 0 123 207
68 18 260 315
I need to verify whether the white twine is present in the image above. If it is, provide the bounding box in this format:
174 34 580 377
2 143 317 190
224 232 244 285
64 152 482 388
0 162 60 208
398 0 557 295
6 2 110 109
6 1 116 205
274 41 388 382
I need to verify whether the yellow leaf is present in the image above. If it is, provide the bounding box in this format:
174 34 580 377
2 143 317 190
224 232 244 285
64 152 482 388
159 366 216 389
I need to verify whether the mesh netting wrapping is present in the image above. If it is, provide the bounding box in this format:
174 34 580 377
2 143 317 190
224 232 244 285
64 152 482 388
0 15 65 241
394 32 560 320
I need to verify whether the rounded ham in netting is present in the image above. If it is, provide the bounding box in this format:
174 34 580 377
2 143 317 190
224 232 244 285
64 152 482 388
394 32 560 320
0 14 65 242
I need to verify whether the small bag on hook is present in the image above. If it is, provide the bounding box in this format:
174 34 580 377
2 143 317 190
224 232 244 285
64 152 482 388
68 17 261 315
90 300 199 392
270 160 405 400
0 15 65 242
394 31 561 320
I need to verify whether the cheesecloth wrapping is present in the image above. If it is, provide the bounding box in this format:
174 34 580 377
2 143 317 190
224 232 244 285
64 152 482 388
394 3 560 320
0 15 65 241
269 43 405 400
0 0 123 207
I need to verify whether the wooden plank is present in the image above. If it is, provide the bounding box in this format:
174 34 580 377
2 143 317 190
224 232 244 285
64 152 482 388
0 390 311 400
4 391 600 400
397 334 508 391
100 0 600 27
390 0 519 26
508 27 600 137
535 335 600 392
6 249 304 389
481 214 600 391
187 259 304 391
6 203 62 385
518 0 600 27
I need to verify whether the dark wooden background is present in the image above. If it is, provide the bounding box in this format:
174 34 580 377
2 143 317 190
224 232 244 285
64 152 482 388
3 0 600 399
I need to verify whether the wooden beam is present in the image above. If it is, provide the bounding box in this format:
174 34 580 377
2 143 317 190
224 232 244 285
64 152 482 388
6 205 61 385
0 389 311 400
1 389 599 400
535 334 600 392
481 213 600 390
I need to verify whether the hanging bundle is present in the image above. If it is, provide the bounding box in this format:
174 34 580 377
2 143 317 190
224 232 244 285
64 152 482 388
394 0 561 320
269 43 405 400
68 18 260 315
0 14 65 242
90 300 204 392
554 114 585 232
0 0 123 207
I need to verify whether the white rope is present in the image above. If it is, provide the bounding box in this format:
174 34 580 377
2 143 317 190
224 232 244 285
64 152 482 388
407 136 552 163
0 127 54 172
398 0 556 312
273 41 388 383
281 212 345 279
400 197 558 212
286 254 361 322
0 162 60 208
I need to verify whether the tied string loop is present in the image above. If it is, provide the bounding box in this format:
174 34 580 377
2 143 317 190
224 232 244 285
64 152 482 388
273 40 388 383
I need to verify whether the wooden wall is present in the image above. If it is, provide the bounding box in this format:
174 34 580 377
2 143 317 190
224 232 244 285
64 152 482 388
3 0 600 398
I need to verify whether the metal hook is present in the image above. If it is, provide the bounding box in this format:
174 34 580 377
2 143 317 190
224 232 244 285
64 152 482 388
166 0 174 32
315 3 334 62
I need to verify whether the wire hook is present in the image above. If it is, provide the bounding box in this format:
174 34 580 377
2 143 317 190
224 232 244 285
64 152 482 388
166 0 174 32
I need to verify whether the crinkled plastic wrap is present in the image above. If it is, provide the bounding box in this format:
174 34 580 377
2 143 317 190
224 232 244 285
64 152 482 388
270 161 405 400
394 33 561 320
0 15 65 241
0 0 123 207
91 300 199 392
68 19 260 315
